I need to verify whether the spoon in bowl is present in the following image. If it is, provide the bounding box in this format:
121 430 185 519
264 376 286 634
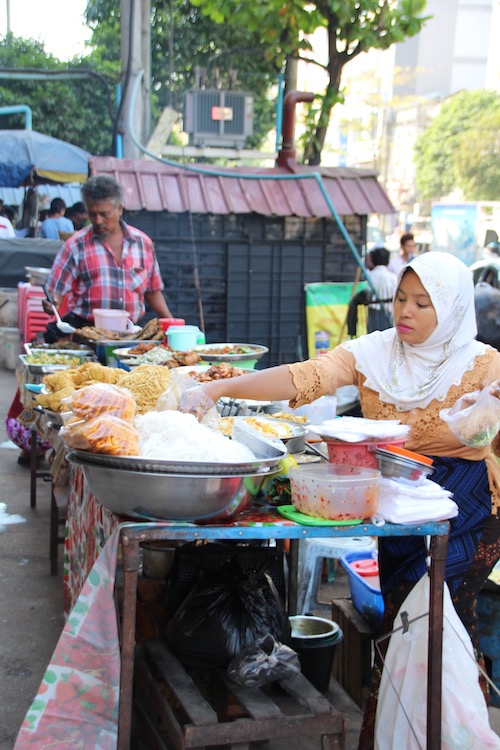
41 284 76 335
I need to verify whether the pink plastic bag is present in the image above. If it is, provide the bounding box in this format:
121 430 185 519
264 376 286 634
375 575 500 750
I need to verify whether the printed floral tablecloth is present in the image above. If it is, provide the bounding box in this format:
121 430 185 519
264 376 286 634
14 523 124 749
64 465 119 614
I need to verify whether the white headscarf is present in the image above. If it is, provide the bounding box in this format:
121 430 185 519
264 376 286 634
343 252 486 411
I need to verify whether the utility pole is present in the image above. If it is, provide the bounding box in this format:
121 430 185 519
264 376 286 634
120 0 151 158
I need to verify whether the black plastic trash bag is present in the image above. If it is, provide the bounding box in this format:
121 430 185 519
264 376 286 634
165 556 291 669
227 634 301 688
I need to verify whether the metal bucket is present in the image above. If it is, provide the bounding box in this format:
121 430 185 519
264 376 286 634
289 615 343 693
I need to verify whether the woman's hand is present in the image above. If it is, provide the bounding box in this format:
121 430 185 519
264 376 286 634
178 385 215 421
488 379 500 399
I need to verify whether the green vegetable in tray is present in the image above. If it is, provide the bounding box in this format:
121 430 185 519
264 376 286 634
25 352 83 366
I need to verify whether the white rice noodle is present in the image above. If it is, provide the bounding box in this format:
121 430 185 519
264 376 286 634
135 410 255 463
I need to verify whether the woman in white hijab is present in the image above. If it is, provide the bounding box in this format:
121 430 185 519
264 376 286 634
182 252 500 744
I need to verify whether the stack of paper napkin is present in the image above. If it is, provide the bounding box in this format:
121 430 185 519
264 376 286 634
309 416 411 443
377 477 458 524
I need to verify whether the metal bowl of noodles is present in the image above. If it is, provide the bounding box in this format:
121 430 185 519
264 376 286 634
67 453 270 522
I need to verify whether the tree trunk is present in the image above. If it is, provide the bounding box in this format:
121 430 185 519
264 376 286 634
303 27 345 166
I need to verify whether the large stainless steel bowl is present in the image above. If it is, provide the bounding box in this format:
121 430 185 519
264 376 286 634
68 453 269 522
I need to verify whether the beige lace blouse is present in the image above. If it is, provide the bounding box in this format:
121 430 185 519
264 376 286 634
288 346 500 513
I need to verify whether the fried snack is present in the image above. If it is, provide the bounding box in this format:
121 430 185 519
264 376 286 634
271 411 308 424
188 363 247 382
219 417 234 436
63 383 136 421
62 415 140 455
127 341 158 355
36 385 76 411
116 364 172 414
43 371 75 393
70 362 120 385
244 417 294 438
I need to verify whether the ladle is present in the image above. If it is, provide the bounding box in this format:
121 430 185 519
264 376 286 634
41 284 76 334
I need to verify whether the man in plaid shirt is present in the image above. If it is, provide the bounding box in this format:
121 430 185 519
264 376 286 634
43 175 173 331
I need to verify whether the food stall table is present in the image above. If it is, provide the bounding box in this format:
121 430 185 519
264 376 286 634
117 515 449 750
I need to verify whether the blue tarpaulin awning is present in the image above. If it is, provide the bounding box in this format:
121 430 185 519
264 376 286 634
0 129 90 187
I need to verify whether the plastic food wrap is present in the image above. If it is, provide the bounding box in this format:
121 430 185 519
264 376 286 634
440 387 500 448
227 634 301 688
61 414 140 455
62 383 136 421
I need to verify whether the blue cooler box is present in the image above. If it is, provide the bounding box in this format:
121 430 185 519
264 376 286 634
341 550 384 629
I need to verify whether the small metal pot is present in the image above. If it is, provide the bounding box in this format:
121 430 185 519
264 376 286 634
141 542 176 579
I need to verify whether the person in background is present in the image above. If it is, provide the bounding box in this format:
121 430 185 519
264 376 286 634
42 175 173 337
66 201 90 231
5 390 52 465
0 200 15 238
40 198 74 239
366 246 397 333
388 232 416 275
179 252 500 748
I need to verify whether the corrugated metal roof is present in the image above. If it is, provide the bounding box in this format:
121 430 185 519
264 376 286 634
90 156 395 217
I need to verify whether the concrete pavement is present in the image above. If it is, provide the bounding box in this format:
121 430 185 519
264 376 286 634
0 366 65 750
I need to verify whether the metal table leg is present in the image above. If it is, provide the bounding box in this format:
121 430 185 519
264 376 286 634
427 533 448 750
117 531 141 750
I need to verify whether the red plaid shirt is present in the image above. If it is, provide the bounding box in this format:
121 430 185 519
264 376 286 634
46 221 165 322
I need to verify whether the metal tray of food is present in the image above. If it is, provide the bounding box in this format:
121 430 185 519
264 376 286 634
67 425 288 476
231 415 307 453
19 352 90 374
24 343 94 357
192 343 268 363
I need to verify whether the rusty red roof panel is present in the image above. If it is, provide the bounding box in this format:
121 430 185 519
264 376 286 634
90 157 394 217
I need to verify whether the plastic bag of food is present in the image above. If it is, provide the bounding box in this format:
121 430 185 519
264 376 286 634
439 386 500 448
61 383 136 421
227 634 301 688
61 414 140 455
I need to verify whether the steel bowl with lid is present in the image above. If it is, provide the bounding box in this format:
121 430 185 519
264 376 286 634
374 444 434 482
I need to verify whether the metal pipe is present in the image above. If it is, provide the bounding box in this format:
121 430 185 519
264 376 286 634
280 90 315 154
274 73 285 154
0 104 32 129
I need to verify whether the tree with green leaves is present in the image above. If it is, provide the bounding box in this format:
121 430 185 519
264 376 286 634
190 0 430 164
454 105 500 202
0 1 278 159
414 90 500 202
84 0 278 151
0 35 117 156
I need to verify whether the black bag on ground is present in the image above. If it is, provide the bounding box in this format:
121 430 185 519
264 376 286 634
164 541 287 619
165 551 291 669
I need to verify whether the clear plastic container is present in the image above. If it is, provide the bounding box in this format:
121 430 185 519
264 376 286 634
92 308 129 332
289 463 380 521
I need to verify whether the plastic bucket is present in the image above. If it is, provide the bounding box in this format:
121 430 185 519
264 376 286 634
289 615 343 693
325 439 406 469
93 308 129 333
167 325 202 351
